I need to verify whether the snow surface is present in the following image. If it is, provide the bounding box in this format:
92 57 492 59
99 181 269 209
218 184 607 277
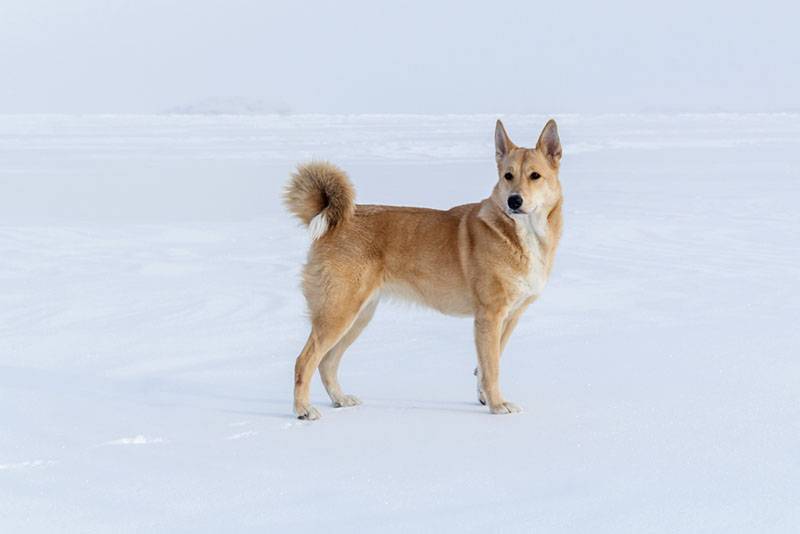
1 114 799 532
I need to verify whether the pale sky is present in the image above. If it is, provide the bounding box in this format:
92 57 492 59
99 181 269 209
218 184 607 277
0 0 797 113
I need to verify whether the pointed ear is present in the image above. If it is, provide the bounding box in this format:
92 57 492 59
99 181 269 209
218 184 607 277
536 119 562 166
495 119 515 162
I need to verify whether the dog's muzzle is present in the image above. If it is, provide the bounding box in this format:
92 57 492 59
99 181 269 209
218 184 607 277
507 194 523 211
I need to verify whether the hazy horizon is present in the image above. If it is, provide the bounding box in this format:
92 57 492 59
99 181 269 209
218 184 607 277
1 0 797 114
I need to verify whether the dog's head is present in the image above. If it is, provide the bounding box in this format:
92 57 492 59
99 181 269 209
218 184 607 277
492 119 562 217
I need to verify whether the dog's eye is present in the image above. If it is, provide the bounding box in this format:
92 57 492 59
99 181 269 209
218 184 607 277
530 172 541 180
504 172 513 180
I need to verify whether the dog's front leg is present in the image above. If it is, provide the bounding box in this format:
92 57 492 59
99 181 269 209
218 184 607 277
475 308 522 414
475 299 533 405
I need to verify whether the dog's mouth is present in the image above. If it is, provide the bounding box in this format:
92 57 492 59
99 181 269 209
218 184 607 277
509 208 527 215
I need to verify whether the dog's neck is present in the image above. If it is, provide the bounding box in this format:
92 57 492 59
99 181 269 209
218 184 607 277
515 206 549 237
511 207 549 262
505 196 563 269
479 197 560 250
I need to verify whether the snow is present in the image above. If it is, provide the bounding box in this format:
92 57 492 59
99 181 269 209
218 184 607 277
101 436 166 446
1 113 798 532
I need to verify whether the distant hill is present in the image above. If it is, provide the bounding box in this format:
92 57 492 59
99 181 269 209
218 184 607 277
162 96 292 115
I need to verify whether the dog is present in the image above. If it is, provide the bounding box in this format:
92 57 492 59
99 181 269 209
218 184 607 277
284 119 563 419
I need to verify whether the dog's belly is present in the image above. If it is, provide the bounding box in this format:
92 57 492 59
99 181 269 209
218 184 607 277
381 280 474 317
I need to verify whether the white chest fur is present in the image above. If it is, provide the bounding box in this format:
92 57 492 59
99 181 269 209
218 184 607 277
512 210 550 300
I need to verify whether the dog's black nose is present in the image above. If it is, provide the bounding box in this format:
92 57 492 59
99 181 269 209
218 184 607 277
507 195 523 210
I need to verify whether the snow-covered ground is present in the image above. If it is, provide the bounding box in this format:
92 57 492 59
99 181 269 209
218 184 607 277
1 114 798 532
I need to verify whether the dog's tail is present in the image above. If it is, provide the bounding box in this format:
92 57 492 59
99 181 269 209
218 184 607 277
284 161 355 240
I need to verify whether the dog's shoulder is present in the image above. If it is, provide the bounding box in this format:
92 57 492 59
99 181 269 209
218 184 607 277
468 200 557 302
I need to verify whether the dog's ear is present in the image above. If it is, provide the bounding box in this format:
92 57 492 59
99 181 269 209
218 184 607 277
536 119 562 166
495 120 515 162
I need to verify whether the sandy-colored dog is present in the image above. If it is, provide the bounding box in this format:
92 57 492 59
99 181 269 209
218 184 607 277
284 119 563 419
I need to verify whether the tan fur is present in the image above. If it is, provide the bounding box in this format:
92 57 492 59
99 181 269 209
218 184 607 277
284 161 355 231
286 120 564 419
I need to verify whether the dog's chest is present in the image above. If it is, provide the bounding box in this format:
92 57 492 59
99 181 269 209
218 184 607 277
512 213 550 300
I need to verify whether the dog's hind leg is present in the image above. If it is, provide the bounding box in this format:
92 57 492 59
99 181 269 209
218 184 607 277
319 298 378 408
293 269 378 420
293 315 358 420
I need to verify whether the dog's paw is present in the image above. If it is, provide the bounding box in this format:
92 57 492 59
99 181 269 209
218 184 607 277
332 394 361 408
489 401 523 415
295 404 321 420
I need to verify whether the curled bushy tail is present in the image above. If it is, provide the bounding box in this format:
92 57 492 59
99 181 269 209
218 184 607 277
284 161 355 240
